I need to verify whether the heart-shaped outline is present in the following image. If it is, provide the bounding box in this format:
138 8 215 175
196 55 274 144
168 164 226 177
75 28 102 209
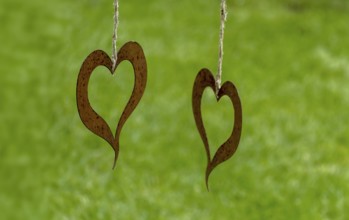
192 68 242 189
76 41 147 169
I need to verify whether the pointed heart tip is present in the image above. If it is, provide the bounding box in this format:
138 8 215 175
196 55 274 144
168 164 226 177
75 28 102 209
205 167 212 192
112 153 117 170
205 180 210 192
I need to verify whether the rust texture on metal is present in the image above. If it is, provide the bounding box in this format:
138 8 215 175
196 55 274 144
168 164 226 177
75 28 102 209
192 68 242 189
76 41 147 169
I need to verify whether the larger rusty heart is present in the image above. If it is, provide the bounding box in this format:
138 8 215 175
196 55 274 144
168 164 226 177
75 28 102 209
76 41 147 169
192 68 242 189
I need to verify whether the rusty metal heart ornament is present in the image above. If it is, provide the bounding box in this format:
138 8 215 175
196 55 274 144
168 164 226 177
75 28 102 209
76 41 147 169
192 68 242 189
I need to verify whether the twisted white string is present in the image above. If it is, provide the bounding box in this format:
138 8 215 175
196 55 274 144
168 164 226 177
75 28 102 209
216 0 227 92
112 0 119 72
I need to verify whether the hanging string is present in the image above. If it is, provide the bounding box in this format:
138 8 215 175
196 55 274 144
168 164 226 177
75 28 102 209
112 0 119 72
215 0 227 93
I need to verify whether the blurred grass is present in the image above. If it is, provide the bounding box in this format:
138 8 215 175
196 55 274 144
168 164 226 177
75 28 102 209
1 0 349 219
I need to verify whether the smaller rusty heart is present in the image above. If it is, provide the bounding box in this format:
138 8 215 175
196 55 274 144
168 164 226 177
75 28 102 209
76 41 147 169
192 68 242 189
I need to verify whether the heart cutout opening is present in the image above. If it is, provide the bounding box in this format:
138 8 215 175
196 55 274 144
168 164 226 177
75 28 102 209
88 63 134 132
201 90 235 159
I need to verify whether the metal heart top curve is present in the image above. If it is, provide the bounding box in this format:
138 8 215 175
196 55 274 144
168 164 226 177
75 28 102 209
192 68 242 189
76 41 147 169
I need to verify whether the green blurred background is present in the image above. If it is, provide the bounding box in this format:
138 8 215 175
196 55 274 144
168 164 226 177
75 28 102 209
1 0 349 219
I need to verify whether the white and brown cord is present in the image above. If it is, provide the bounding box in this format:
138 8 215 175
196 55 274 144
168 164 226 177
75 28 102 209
215 0 227 94
112 0 119 72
